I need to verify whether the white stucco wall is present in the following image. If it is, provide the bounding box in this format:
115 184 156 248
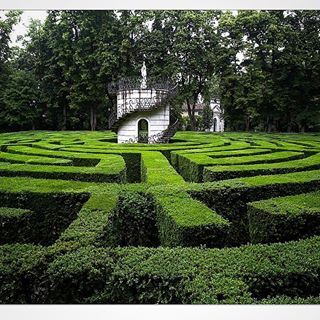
180 99 224 132
210 100 224 132
117 104 170 143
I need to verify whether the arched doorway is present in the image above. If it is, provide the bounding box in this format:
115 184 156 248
138 119 149 143
213 118 217 132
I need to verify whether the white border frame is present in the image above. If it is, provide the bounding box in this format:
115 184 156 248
0 0 320 10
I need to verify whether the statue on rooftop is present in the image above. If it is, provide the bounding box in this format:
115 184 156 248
140 60 147 89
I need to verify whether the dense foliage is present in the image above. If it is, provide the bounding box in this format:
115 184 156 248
101 191 159 247
0 10 319 132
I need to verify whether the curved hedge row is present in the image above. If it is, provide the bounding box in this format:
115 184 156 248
0 130 319 304
203 152 320 181
248 191 320 243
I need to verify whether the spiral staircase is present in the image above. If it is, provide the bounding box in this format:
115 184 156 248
107 77 179 143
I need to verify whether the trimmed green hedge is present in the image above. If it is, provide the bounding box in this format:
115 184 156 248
203 152 320 181
97 188 230 248
6 146 127 181
1 131 320 304
206 151 305 165
0 207 33 244
121 153 141 183
0 156 126 183
141 151 185 185
172 148 289 182
0 191 89 246
190 170 320 245
170 141 251 171
248 191 320 243
99 191 159 247
0 151 73 165
58 191 119 247
1 236 317 303
0 244 46 303
153 190 230 247
7 145 101 166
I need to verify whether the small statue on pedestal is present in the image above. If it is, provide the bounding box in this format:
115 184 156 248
140 60 147 89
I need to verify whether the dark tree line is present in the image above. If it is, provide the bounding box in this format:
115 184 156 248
0 10 319 132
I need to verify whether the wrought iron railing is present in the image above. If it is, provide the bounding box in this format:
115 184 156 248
108 76 173 94
108 112 117 129
108 88 176 129
107 76 177 131
117 90 168 118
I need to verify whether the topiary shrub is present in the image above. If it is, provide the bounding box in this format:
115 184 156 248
121 153 141 183
0 191 90 246
248 191 320 243
44 247 115 303
100 191 159 247
0 207 33 244
0 244 47 303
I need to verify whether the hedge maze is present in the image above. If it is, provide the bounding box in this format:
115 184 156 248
1 130 320 303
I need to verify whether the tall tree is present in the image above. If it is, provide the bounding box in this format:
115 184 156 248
170 11 220 130
41 11 78 130
2 69 39 130
216 10 320 132
1 10 319 133
0 10 22 130
201 104 213 131
68 11 121 130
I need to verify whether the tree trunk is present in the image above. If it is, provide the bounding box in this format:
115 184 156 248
90 106 94 131
90 105 97 131
299 123 305 133
287 112 292 133
94 108 97 130
267 116 273 133
245 115 250 131
186 98 196 131
62 105 67 130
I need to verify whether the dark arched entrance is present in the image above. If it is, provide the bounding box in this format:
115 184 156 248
213 118 217 132
138 119 149 143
